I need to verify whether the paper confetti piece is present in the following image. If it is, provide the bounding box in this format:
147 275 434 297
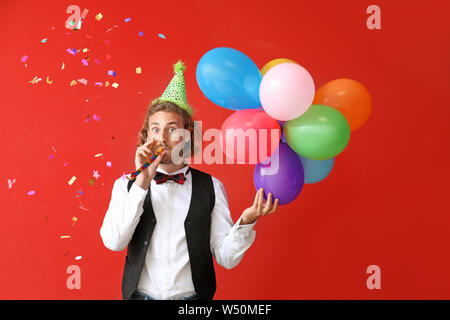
60 235 73 240
94 59 101 65
27 190 35 196
72 216 78 223
93 114 100 121
77 189 84 195
64 161 68 167
105 81 110 87
107 70 117 76
21 55 28 63
77 78 87 85
41 38 48 43
49 154 54 160
95 13 103 21
93 170 101 179
138 31 144 36
106 161 112 167
70 80 77 86
82 48 89 53
94 153 103 158
95 82 103 87
158 33 166 39
46 76 53 84
88 178 95 186
122 172 127 180
66 48 77 55
136 67 142 74
124 17 131 23
75 256 82 261
7 179 16 189
81 59 88 66
105 25 118 34
61 62 65 70
78 201 90 211
111 82 119 88
68 176 77 185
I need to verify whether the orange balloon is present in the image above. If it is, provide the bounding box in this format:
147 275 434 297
313 79 372 131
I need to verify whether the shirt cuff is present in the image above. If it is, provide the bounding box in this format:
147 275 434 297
129 182 149 198
233 216 256 236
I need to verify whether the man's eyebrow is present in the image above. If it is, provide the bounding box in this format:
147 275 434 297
150 121 180 126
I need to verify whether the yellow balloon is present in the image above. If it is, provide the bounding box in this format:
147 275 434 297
260 58 298 76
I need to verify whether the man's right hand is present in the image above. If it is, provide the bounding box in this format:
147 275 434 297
134 139 168 190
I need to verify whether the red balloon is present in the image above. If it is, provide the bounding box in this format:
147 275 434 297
220 109 281 164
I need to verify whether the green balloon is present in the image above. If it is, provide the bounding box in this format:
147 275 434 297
284 105 350 160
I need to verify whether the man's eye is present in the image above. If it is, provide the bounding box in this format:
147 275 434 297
169 128 176 133
152 128 159 133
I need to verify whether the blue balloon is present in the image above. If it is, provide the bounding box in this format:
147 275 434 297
299 156 335 184
196 47 262 110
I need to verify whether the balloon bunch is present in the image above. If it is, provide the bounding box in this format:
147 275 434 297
196 47 372 205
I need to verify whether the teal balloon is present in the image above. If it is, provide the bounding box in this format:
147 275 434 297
299 156 334 184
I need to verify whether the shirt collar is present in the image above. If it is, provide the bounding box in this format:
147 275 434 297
156 165 191 176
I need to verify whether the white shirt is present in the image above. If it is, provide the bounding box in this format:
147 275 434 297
100 165 256 300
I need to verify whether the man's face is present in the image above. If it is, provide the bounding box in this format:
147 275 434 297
146 111 186 164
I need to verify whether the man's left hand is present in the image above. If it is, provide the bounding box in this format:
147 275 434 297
240 188 279 225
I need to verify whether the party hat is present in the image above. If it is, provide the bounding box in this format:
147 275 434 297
152 60 193 116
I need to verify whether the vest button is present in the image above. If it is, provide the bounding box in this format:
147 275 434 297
144 241 148 246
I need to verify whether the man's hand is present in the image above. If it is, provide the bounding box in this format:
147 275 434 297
240 188 279 225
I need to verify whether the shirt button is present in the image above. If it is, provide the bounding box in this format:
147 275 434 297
144 241 148 246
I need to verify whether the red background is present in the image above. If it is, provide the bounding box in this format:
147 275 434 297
1 0 449 299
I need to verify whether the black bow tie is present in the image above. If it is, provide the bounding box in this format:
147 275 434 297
153 167 191 184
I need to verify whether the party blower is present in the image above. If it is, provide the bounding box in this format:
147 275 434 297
127 147 166 181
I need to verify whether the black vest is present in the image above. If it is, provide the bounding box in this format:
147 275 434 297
122 167 217 300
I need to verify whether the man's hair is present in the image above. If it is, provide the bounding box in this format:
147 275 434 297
137 101 200 157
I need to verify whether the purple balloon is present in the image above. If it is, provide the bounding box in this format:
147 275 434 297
253 142 304 205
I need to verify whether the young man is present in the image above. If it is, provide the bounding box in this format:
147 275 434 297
100 61 279 300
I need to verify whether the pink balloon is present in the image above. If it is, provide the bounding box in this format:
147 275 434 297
259 63 315 121
220 109 281 164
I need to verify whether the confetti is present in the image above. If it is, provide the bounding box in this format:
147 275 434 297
68 176 77 185
7 179 16 189
49 154 54 160
94 59 101 65
77 189 84 195
95 13 103 21
105 81 110 87
82 48 89 53
136 67 142 74
93 114 100 121
64 161 69 167
88 178 95 186
105 25 118 34
106 161 112 167
77 78 87 85
95 82 103 87
41 38 48 43
72 216 78 224
21 55 28 63
75 256 82 261
46 76 53 84
138 31 144 36
94 153 103 157
81 59 88 66
78 201 89 211
111 82 119 88
122 172 127 180
107 70 117 77
158 33 166 39
124 17 131 23
93 170 101 179
60 235 73 240
27 190 35 196
61 62 65 70
66 48 77 55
